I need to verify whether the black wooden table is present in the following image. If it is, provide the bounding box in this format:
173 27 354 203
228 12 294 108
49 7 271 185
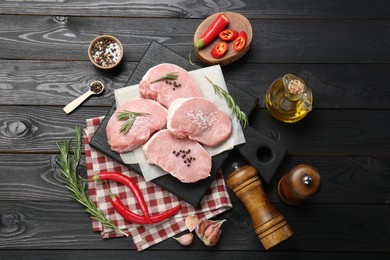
1 1 389 259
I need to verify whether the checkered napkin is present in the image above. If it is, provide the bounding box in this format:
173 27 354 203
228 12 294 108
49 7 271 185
83 117 232 251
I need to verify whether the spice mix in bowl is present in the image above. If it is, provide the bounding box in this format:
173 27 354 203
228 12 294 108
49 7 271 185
88 35 123 69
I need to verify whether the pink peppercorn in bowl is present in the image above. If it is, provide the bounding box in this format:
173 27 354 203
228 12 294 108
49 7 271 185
88 35 123 70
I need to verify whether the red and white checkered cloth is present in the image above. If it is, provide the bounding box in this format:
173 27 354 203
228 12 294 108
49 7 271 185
84 117 232 251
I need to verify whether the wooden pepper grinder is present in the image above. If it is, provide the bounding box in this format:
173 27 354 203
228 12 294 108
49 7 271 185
278 164 321 205
227 163 293 250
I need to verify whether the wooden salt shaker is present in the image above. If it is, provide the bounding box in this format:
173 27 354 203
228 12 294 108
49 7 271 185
227 163 293 250
278 164 321 205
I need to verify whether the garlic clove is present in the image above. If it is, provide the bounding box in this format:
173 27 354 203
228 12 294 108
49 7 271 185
195 219 226 246
204 227 222 246
195 219 210 237
173 233 194 246
185 215 199 232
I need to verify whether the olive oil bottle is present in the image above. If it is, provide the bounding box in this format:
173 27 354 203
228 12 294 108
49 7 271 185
265 74 313 123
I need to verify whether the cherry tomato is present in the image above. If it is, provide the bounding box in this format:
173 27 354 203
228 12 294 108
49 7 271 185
233 31 247 52
219 29 238 41
210 41 228 59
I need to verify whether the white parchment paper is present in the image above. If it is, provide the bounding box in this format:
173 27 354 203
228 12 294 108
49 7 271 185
114 65 246 181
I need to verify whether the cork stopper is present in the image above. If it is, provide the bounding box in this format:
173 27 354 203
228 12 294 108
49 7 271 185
282 74 307 101
287 79 305 95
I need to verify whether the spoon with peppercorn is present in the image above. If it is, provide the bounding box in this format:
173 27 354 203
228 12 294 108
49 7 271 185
63 80 104 114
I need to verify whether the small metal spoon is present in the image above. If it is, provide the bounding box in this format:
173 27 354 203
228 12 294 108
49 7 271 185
63 80 104 114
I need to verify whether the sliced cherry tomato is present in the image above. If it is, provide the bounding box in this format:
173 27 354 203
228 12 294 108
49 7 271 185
210 41 228 59
233 31 247 52
219 29 238 41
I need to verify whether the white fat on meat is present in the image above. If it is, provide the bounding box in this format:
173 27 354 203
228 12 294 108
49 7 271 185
143 129 211 183
167 97 232 147
106 98 167 153
139 63 202 108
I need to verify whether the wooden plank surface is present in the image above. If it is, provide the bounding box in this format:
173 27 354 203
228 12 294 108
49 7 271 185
1 106 390 155
0 251 389 260
1 0 390 259
0 16 389 63
2 61 390 109
0 200 389 252
1 154 389 205
0 0 389 19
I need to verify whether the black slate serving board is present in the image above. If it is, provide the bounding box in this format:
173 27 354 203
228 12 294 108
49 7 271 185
236 126 287 184
89 41 258 206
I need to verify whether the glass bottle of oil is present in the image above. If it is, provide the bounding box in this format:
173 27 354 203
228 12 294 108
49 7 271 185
265 74 313 123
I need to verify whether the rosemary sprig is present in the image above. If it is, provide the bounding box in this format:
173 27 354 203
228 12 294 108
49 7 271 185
150 72 179 84
205 76 249 128
56 126 128 237
117 110 150 135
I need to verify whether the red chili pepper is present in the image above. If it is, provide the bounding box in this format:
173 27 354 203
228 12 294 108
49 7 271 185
219 29 238 41
233 31 247 52
210 41 228 59
93 171 151 223
149 204 181 223
109 191 181 224
195 14 229 49
109 191 151 224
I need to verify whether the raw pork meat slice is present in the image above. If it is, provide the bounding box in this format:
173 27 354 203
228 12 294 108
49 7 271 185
143 130 211 183
106 98 167 153
167 97 232 147
139 63 202 108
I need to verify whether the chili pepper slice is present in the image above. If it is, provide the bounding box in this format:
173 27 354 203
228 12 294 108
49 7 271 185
219 29 238 41
195 14 229 49
109 191 181 224
210 41 228 59
233 31 248 52
93 171 151 223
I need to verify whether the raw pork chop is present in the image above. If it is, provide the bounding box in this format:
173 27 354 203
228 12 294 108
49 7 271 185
167 97 232 147
143 129 211 183
106 98 167 153
139 63 202 108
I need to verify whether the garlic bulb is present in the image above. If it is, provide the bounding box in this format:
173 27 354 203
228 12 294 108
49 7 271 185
195 219 226 246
